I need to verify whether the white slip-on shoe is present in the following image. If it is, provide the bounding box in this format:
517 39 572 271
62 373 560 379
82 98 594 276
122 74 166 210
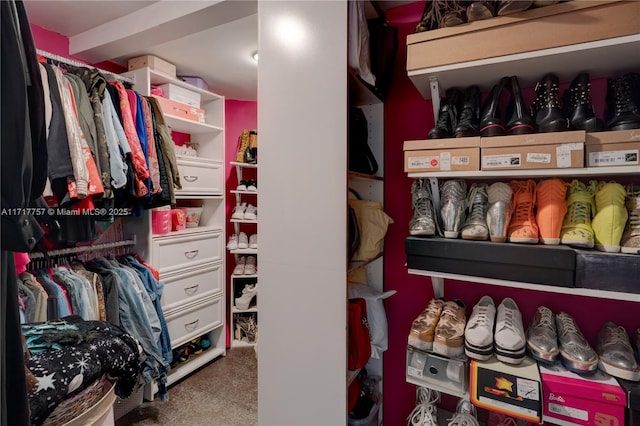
232 202 247 219
244 204 257 220
494 297 526 365
226 234 239 250
232 256 246 275
465 296 496 361
238 232 249 249
249 234 258 249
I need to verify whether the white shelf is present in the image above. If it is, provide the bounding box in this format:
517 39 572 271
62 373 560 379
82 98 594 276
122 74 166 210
408 34 640 99
168 347 225 386
408 165 640 180
230 218 258 224
230 161 258 168
348 171 384 181
164 114 223 135
137 68 223 102
407 269 640 303
151 225 221 239
230 190 258 195
230 248 258 255
232 306 258 313
406 375 469 399
231 339 257 348
232 274 258 279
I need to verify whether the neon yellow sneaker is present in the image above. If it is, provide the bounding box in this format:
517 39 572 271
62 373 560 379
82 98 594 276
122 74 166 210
592 182 628 253
560 180 596 248
621 184 640 255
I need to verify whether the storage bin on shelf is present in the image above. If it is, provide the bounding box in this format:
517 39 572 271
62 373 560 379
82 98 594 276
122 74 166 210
151 209 171 235
184 206 204 228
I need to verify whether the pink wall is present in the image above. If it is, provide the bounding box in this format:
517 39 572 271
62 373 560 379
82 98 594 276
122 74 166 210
382 3 639 423
224 100 258 347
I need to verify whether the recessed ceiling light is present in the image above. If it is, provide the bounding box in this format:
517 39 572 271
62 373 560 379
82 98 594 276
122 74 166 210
252 51 259 63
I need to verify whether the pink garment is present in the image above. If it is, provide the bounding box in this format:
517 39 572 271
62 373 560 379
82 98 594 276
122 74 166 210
14 252 30 275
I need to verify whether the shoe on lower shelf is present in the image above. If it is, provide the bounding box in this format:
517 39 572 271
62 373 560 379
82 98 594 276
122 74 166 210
244 204 257 220
508 180 539 244
232 256 246 275
597 321 640 381
407 386 440 426
433 299 466 358
226 233 238 250
560 180 596 248
556 312 598 373
526 306 559 363
408 298 445 351
244 255 257 275
237 232 249 249
465 296 496 361
592 181 627 253
232 202 247 220
235 284 258 310
494 298 526 365
447 398 480 426
249 233 258 249
621 184 640 254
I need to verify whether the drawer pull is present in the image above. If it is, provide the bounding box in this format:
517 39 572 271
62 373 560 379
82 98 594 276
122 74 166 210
184 250 199 259
184 285 199 295
183 175 199 182
184 319 199 331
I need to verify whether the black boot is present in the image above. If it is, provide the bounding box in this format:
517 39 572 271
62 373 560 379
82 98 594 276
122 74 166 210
563 73 604 132
454 85 481 137
428 88 463 139
530 73 568 133
605 74 640 131
480 76 510 137
506 75 535 134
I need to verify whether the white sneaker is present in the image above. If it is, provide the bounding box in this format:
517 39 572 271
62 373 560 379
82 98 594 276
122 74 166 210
247 180 257 192
495 298 526 365
465 296 496 361
408 386 440 426
244 255 257 275
232 256 246 275
232 202 247 220
236 180 247 191
244 204 257 220
447 399 479 426
249 234 258 249
237 232 249 249
226 234 238 250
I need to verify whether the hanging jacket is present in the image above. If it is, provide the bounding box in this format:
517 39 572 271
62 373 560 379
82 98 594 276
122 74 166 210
101 88 128 189
149 96 181 203
143 97 172 209
140 94 161 194
41 63 73 180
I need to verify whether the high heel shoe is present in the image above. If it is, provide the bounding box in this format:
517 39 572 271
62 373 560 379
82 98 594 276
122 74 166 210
235 283 258 310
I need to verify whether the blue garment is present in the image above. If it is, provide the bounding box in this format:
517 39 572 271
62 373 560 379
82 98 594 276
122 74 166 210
120 255 172 365
56 268 98 320
134 94 150 194
53 269 89 320
92 258 169 400
37 272 72 318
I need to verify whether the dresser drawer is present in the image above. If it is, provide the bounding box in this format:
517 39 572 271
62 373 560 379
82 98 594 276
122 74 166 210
161 262 223 311
175 158 223 196
152 230 223 274
165 296 223 348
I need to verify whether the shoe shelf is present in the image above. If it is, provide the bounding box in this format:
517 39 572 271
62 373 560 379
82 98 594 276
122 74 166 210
348 171 384 182
231 273 258 279
229 190 258 195
407 165 640 180
151 225 222 239
408 268 640 303
229 248 257 255
230 161 258 168
231 339 256 348
230 218 258 224
408 34 640 101
232 306 258 314
405 375 469 400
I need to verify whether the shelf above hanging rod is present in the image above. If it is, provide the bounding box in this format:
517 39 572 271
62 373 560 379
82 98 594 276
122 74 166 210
29 238 137 260
36 49 134 85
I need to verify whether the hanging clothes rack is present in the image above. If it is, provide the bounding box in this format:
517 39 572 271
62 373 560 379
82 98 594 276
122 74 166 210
36 49 134 84
29 237 137 260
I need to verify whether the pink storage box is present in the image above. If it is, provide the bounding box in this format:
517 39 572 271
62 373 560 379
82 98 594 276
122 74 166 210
171 208 186 232
151 209 171 234
540 362 626 426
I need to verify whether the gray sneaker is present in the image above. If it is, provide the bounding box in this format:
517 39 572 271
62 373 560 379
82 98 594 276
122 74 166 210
621 184 640 254
441 180 467 238
527 306 559 363
597 322 640 381
461 184 489 241
410 179 436 236
486 182 513 243
556 312 598 373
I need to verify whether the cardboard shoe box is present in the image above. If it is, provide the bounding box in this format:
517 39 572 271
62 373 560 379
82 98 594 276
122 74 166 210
480 131 585 171
128 55 177 77
540 362 626 426
407 1 639 72
406 345 469 396
404 137 480 173
618 378 640 426
151 95 206 124
585 129 640 168
470 356 542 423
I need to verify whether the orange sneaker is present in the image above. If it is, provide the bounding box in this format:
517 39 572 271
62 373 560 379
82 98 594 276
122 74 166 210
536 178 569 245
508 180 539 244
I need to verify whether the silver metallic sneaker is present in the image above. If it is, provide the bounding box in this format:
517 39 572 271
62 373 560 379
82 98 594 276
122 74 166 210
441 180 467 238
494 298 526 365
486 182 513 243
556 312 598 373
621 184 640 254
410 179 436 236
526 306 559 363
597 322 640 381
461 184 489 241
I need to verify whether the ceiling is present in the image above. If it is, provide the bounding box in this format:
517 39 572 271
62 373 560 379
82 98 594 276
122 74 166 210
24 0 415 102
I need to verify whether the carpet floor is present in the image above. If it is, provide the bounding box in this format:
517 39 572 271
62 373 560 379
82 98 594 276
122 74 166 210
115 347 257 426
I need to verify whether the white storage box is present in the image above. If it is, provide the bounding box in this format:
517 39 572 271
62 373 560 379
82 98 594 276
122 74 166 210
158 83 201 108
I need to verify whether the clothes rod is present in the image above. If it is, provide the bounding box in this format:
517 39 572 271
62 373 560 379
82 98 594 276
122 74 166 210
36 49 134 84
29 238 137 259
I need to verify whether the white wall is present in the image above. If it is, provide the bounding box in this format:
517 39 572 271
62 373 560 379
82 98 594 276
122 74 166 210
257 1 347 425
